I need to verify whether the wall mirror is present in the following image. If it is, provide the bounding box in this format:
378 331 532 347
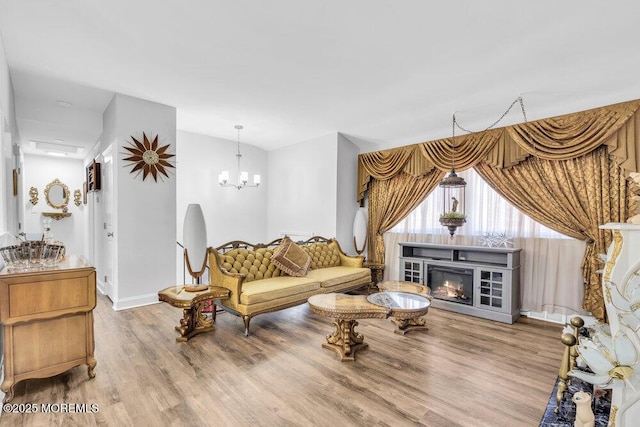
44 178 70 209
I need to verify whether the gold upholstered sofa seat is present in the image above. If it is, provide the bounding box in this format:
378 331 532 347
239 277 320 305
305 266 371 290
209 236 371 336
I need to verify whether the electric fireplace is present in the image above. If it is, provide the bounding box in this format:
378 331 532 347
399 242 521 323
427 265 474 305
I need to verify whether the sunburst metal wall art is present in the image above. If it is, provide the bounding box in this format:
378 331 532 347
123 133 175 182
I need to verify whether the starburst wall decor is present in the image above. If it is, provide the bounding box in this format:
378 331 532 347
123 133 175 182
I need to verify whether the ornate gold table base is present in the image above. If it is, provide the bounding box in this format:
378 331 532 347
390 316 428 335
158 286 230 342
323 319 368 362
308 290 430 362
176 304 215 342
378 281 432 335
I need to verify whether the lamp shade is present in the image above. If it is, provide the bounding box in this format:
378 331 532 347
183 204 208 280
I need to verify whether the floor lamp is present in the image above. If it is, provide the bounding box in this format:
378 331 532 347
183 204 208 292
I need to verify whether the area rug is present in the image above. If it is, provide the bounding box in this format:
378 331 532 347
539 368 611 426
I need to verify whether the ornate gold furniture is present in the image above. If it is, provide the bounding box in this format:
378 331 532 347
158 285 230 342
564 223 640 426
0 256 97 402
308 292 430 361
209 236 371 336
376 280 433 335
363 261 385 290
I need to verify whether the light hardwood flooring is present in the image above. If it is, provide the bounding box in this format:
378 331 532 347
1 293 564 426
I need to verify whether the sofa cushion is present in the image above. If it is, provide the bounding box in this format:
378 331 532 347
305 266 371 288
272 237 311 277
240 276 321 305
219 248 282 282
303 242 342 269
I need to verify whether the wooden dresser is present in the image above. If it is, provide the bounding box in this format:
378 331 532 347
0 256 97 402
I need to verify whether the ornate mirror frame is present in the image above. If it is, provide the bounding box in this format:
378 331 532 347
44 178 70 209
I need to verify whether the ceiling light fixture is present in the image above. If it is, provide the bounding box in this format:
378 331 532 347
45 151 67 157
33 140 82 154
438 96 528 238
438 116 467 239
218 125 261 190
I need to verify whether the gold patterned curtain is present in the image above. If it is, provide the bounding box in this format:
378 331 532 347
474 147 633 320
357 98 640 319
367 170 444 264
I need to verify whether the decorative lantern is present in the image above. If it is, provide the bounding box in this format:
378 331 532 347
439 168 466 238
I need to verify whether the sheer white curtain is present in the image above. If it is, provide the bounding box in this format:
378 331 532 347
385 168 588 316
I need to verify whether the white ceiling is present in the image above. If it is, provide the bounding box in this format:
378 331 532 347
1 0 640 158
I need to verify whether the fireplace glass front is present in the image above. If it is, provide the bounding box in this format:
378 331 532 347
428 264 473 305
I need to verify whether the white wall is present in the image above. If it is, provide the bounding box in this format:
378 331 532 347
267 133 338 241
0 30 19 389
101 93 177 309
0 34 15 133
0 32 19 237
21 154 86 255
177 130 268 247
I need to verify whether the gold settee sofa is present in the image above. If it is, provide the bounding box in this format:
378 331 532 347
209 236 371 336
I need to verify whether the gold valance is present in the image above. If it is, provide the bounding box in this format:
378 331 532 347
357 99 640 203
418 129 503 171
357 145 437 203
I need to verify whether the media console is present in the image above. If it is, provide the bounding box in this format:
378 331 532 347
399 242 521 323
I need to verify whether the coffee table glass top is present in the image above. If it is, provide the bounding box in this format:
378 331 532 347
367 291 430 310
308 293 388 314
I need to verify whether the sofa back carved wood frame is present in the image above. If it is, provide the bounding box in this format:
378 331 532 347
209 236 372 336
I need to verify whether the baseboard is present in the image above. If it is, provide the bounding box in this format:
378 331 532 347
430 299 519 323
112 293 160 311
522 310 598 327
96 278 107 295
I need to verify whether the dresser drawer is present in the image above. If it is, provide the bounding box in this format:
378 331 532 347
0 269 96 324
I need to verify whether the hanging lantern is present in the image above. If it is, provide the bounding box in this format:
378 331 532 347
439 168 466 238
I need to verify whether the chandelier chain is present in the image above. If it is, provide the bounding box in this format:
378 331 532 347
453 96 528 134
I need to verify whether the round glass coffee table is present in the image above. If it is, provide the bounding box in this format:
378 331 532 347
308 291 430 362
367 291 431 335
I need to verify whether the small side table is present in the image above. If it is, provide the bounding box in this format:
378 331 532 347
158 285 230 342
363 261 385 292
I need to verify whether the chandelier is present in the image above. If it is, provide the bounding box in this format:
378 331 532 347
218 125 261 189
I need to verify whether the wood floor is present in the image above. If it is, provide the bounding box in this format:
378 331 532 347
1 293 564 426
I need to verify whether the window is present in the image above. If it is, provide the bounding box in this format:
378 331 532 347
392 168 569 239
386 167 586 316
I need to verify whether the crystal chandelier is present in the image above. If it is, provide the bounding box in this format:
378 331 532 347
218 125 261 189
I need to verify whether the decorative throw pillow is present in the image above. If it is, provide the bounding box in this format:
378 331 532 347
272 236 311 277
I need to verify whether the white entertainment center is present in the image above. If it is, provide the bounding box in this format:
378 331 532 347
399 242 522 323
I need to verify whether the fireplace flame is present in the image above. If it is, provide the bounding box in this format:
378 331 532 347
437 280 469 301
